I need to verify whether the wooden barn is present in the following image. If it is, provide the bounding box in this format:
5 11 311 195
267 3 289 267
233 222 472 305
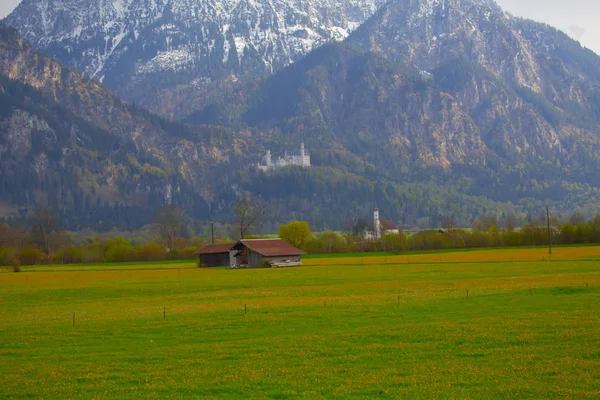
196 243 234 267
231 239 306 268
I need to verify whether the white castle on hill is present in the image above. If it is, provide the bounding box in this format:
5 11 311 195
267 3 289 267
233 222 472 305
258 142 311 171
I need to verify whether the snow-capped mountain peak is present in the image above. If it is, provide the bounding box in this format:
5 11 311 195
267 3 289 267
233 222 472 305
6 0 385 102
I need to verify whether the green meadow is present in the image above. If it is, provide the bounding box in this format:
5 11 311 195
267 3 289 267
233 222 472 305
1 247 599 398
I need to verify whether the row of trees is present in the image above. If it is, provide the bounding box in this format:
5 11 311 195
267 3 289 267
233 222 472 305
0 195 266 268
0 205 206 268
4 200 600 268
6 237 202 267
279 216 600 254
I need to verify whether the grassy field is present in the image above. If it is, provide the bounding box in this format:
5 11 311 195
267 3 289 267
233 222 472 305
1 247 599 398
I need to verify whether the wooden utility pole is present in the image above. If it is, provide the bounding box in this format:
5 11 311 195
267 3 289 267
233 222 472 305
546 205 552 256
211 222 215 245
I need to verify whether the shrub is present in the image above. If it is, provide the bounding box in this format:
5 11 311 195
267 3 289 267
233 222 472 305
53 245 83 264
382 234 408 251
104 238 132 263
128 242 167 262
0 247 16 266
181 246 199 259
502 232 525 247
465 232 491 248
18 246 43 265
279 221 312 248
410 231 454 250
11 257 21 272
82 242 104 263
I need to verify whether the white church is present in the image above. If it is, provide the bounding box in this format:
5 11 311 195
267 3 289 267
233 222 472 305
258 143 311 171
364 208 400 240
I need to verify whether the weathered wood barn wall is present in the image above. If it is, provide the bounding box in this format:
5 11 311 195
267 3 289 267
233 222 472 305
196 243 234 267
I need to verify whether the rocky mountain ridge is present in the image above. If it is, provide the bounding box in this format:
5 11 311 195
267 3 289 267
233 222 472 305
341 0 600 166
4 0 384 108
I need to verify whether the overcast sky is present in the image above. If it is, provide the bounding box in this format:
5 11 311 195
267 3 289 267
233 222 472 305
1 0 599 54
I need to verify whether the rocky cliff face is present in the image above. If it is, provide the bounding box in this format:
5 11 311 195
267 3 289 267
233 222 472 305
5 0 384 109
202 44 490 170
182 0 600 215
347 0 600 162
351 0 537 85
0 23 255 229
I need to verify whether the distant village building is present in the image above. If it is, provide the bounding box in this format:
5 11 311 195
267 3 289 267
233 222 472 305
258 142 311 171
364 208 399 240
196 239 306 268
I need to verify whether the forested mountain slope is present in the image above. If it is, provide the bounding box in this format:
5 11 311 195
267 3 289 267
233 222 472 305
3 0 600 230
0 23 245 230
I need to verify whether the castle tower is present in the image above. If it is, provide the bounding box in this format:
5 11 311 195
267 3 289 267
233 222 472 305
374 208 381 239
300 142 310 167
266 150 272 167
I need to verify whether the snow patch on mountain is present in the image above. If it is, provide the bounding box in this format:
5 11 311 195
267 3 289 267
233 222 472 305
6 0 386 90
137 49 194 74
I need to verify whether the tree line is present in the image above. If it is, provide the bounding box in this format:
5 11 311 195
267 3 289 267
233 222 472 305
278 215 600 254
4 202 600 270
0 196 266 269
0 205 204 270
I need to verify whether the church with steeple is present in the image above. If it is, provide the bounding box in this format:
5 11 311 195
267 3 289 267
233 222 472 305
363 208 399 240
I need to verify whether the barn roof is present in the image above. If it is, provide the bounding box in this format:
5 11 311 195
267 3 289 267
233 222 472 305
195 243 234 255
235 239 306 257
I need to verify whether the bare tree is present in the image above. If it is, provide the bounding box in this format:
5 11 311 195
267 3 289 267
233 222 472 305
0 222 28 256
472 219 485 232
30 207 61 263
351 218 369 237
443 216 454 232
480 213 498 231
569 209 586 225
0 223 13 248
234 195 266 239
154 205 185 251
505 213 518 232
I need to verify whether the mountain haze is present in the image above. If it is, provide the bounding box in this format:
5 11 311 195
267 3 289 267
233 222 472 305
3 0 600 230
